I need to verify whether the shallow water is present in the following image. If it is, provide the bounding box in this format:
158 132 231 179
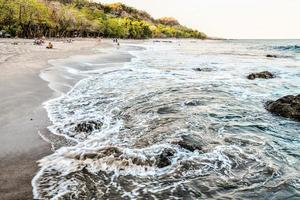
34 40 300 199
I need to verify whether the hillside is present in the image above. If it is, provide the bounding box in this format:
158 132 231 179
0 0 207 39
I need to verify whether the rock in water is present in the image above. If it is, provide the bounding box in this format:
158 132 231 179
247 71 274 80
74 120 103 133
173 135 207 152
157 106 178 114
266 54 278 58
265 94 300 121
193 67 213 72
156 148 175 168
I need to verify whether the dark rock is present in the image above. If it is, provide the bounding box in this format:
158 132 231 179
157 106 178 114
4 33 11 38
81 153 99 160
174 135 206 152
216 181 238 190
266 54 277 58
265 94 300 121
247 71 274 80
74 120 103 133
156 148 175 168
193 68 213 72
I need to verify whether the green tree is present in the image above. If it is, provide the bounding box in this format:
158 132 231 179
0 0 207 39
16 0 50 37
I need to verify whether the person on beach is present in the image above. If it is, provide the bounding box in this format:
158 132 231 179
34 39 42 45
113 38 119 43
46 42 53 49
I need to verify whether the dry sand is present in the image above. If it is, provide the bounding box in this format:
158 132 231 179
0 38 112 200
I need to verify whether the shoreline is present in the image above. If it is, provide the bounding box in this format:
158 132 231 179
32 40 139 199
37 40 137 150
0 38 114 199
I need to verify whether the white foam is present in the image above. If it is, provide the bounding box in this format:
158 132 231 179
33 40 300 199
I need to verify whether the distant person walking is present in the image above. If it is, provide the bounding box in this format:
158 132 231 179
113 38 119 43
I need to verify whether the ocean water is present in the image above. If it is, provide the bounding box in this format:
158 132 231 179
33 40 300 199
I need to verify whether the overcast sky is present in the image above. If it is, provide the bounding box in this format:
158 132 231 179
97 0 300 39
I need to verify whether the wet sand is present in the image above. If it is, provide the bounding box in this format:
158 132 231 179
0 38 112 199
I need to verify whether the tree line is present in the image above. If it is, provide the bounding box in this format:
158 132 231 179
0 0 207 39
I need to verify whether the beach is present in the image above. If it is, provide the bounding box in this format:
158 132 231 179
0 38 114 200
1 39 300 199
0 0 299 199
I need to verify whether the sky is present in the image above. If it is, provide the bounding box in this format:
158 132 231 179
97 0 300 39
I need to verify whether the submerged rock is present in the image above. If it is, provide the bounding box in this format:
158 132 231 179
247 71 274 80
157 106 178 114
193 67 213 72
156 148 175 168
74 120 103 133
184 100 203 106
174 135 206 152
265 94 300 121
216 180 238 190
266 54 278 58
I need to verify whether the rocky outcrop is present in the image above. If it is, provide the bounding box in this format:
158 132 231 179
157 106 178 114
157 17 180 26
193 68 213 72
173 135 207 152
247 71 274 80
74 120 103 133
266 54 278 58
156 148 175 168
265 95 300 121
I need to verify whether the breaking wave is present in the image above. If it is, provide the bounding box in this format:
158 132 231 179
274 45 300 53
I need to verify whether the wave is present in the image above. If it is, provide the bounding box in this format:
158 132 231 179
274 45 300 53
33 41 300 199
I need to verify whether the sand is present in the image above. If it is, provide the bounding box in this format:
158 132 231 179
0 38 113 200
